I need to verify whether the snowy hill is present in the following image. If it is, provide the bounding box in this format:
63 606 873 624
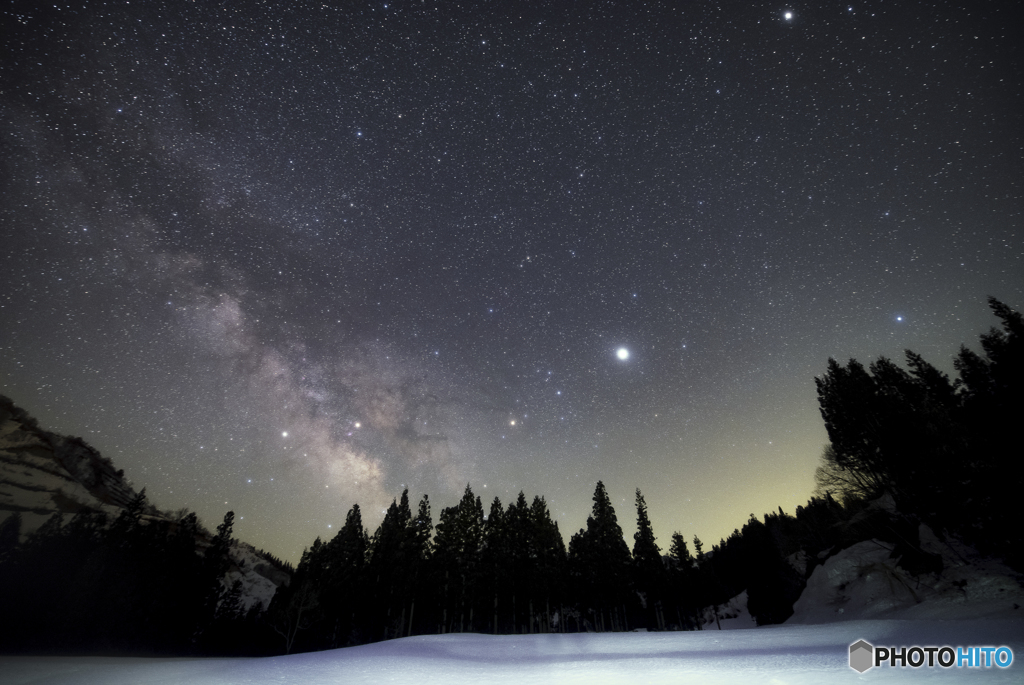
0 396 289 611
788 526 1024 624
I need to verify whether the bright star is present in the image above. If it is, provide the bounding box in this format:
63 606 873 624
616 348 630 361
784 11 793 20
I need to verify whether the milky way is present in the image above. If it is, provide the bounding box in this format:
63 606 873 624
2 1 1021 562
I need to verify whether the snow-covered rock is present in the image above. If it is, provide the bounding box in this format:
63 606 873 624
227 542 290 611
699 590 756 630
788 530 1024 624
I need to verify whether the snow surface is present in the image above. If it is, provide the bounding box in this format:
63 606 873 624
2 619 1023 685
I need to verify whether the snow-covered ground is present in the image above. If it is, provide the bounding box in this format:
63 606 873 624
2 619 1023 685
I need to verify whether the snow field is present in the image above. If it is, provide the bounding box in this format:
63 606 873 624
2 619 1023 685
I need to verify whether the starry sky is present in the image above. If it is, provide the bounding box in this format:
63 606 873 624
1 0 1021 563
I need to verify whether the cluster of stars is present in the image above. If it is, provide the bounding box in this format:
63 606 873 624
0 1 1019 563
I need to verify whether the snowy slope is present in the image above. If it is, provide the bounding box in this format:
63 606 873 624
2 619 1022 684
789 527 1024 624
0 398 288 611
225 541 290 612
0 406 132 539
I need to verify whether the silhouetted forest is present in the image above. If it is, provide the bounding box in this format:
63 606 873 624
0 298 1019 655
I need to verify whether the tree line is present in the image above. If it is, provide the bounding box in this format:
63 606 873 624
0 297 1019 655
262 480 836 653
0 490 271 654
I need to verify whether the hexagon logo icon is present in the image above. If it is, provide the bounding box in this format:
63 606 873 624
850 639 874 673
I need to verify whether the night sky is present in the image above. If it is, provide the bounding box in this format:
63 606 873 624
2 1 1021 564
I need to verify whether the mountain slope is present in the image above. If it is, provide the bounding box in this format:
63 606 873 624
0 395 289 611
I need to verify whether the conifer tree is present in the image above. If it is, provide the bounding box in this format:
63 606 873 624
568 481 633 630
481 496 508 633
740 514 803 625
666 532 698 629
321 504 369 646
529 495 567 633
953 298 1024 566
431 485 484 633
632 489 662 574
692 535 704 561
505 492 531 631
632 489 665 629
403 495 432 637
669 532 691 569
368 490 424 639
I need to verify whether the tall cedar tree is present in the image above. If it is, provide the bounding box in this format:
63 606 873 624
431 485 484 633
366 490 430 640
528 495 567 633
667 532 701 629
632 489 665 629
320 504 369 647
568 481 633 630
480 496 508 633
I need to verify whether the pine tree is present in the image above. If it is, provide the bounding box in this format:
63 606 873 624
632 489 665 630
367 490 423 640
432 485 484 633
481 496 508 633
505 492 531 632
529 495 567 633
403 495 433 637
568 481 633 631
669 532 691 569
321 504 369 646
632 489 662 574
666 531 698 629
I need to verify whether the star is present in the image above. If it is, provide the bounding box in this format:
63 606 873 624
0 0 1012 571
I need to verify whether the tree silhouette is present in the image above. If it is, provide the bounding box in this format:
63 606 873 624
431 485 484 633
632 489 665 629
568 481 633 631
